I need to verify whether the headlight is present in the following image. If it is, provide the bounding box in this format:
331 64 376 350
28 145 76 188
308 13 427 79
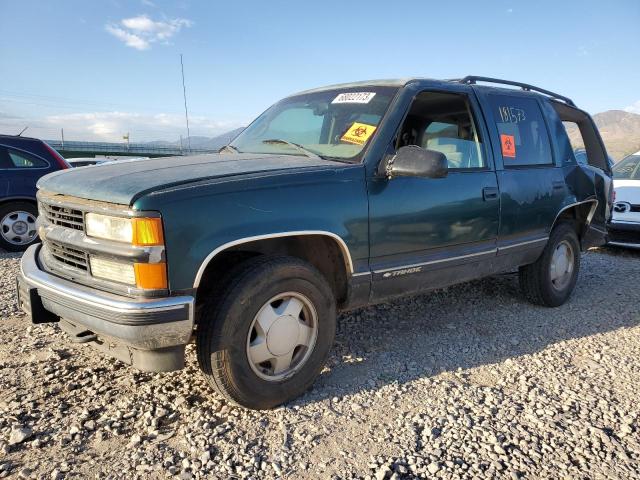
85 213 164 246
89 256 136 285
86 213 133 243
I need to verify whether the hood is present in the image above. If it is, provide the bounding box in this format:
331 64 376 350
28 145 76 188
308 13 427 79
38 153 342 205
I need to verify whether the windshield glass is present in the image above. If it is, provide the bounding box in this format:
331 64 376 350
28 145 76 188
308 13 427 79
229 86 399 161
613 155 640 180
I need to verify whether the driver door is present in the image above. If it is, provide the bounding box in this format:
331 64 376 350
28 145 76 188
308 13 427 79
367 88 500 300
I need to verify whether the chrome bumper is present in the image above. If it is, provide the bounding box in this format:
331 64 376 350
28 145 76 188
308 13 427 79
17 244 195 371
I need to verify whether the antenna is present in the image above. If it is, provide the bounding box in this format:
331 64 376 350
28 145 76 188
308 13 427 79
17 126 28 136
180 54 191 153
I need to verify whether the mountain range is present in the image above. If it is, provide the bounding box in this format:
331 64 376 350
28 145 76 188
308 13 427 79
145 127 245 150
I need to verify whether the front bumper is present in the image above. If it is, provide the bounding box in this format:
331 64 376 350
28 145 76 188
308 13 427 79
607 220 640 249
17 244 195 371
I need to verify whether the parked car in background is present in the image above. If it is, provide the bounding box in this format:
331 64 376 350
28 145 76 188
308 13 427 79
609 153 640 248
0 135 69 251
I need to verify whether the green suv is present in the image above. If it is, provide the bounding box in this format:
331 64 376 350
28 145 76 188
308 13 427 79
17 77 612 409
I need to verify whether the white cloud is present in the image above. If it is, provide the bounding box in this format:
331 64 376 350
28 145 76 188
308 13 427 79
624 100 640 115
106 15 192 50
43 111 241 142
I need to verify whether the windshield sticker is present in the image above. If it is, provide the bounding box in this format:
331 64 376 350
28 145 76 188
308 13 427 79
501 134 516 158
341 122 377 145
332 92 376 104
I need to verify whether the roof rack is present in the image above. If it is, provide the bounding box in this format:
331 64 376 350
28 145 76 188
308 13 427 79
456 76 576 107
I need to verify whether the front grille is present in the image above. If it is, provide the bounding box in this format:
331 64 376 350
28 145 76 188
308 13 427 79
40 202 84 231
47 240 88 271
608 228 640 245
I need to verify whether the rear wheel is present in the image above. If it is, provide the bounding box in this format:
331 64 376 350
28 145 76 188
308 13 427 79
519 223 580 307
0 202 38 252
196 255 336 409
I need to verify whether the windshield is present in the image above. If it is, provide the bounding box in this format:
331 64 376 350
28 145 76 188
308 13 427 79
613 155 640 180
229 86 399 161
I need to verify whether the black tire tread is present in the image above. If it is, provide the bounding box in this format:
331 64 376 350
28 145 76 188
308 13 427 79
519 222 580 307
196 255 333 408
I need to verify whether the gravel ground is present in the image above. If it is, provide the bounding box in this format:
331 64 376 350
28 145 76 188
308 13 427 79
0 247 639 479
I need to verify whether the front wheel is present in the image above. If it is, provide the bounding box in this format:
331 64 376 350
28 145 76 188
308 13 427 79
0 202 39 252
196 256 336 409
519 223 581 307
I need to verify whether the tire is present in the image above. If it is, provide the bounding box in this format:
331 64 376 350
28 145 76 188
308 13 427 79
519 223 580 307
196 255 336 409
0 202 39 252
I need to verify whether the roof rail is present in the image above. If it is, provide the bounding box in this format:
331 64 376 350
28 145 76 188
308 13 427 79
456 76 576 107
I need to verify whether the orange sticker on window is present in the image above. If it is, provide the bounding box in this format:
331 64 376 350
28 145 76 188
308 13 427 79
341 122 376 145
501 134 516 158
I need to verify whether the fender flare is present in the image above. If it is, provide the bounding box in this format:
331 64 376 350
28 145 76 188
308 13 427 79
193 230 354 288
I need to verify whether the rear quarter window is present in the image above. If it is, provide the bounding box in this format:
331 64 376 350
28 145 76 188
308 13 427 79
0 147 49 169
489 95 553 167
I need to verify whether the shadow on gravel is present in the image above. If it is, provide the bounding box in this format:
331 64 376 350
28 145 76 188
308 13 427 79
298 248 640 405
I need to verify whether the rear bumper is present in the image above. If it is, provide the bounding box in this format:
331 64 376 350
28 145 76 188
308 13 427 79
17 244 195 371
607 221 640 249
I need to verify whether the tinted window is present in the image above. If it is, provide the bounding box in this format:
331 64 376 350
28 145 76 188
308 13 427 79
490 95 553 166
0 147 48 168
613 155 640 180
398 91 485 169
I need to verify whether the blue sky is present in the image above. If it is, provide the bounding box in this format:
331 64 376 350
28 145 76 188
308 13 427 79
1 0 638 142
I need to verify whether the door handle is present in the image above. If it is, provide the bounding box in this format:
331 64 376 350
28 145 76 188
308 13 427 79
553 181 565 191
483 187 499 201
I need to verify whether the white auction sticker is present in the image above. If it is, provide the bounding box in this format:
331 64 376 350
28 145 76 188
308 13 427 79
331 92 376 104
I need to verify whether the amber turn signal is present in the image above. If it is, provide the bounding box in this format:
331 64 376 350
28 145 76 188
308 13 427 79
134 262 168 289
132 217 164 246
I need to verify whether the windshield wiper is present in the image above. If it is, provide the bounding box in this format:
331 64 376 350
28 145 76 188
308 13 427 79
219 144 240 154
261 139 321 159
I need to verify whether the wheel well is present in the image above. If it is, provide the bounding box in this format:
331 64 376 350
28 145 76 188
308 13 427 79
553 202 596 246
0 198 37 209
196 235 350 313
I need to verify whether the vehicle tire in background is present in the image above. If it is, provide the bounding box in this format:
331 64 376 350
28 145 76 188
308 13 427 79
196 255 336 409
519 223 580 307
0 202 39 252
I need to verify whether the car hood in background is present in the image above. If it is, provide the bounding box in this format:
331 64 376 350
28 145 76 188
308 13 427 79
37 153 344 205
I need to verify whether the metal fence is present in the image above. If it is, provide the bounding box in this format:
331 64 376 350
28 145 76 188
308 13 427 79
46 140 217 157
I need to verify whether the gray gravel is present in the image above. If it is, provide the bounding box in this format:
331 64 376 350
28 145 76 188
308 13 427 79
0 247 639 479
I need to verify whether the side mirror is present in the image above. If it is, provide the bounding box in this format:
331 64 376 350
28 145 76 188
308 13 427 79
386 145 448 179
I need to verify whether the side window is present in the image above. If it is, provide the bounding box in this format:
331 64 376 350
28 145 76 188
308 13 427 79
489 95 553 167
397 91 485 169
4 148 48 168
562 121 588 165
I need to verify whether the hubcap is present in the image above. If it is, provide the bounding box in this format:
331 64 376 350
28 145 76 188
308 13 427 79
550 240 574 291
246 292 318 381
1 211 37 246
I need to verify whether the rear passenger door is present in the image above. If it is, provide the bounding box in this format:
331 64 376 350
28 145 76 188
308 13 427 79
477 92 565 263
0 145 50 199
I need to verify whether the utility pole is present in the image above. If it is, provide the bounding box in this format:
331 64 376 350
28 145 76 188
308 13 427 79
123 132 130 151
180 54 191 153
61 128 65 149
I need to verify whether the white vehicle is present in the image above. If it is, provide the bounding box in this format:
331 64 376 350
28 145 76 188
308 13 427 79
609 153 640 248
